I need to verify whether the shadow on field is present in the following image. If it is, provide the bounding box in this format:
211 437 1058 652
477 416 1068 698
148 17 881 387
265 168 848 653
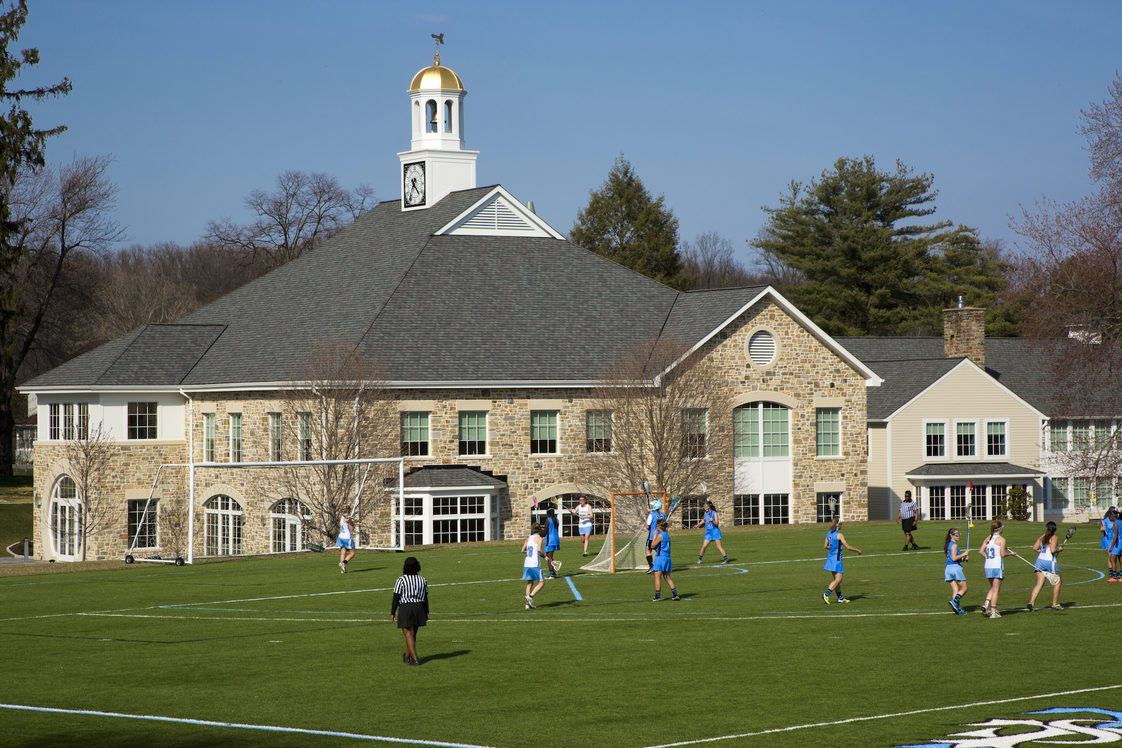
420 649 469 664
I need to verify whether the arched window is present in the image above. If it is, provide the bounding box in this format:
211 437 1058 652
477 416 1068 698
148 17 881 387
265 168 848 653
270 498 312 553
444 100 453 133
204 494 243 556
426 100 438 133
50 475 81 560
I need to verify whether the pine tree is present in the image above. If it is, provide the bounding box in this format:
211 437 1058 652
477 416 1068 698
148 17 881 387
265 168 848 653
1 0 72 477
571 156 686 289
751 156 1003 336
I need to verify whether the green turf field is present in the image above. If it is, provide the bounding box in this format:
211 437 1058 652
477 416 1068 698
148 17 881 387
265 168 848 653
1 520 1119 747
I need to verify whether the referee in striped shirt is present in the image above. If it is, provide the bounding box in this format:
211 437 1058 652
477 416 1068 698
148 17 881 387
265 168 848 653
899 490 919 551
391 556 429 666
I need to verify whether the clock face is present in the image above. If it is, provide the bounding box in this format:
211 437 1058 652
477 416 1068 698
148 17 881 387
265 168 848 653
403 161 426 207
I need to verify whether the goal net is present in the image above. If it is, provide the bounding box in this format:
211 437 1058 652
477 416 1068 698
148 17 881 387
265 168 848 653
124 457 405 565
581 491 665 573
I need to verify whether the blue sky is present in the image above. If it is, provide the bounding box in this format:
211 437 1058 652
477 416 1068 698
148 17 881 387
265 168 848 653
17 1 1122 268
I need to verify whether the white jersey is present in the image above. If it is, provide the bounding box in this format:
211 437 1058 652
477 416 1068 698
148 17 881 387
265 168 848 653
1036 538 1055 565
577 504 593 530
339 514 353 542
524 535 542 568
983 535 1003 575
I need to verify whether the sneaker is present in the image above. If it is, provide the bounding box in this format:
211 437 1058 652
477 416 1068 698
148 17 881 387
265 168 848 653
721 557 730 564
340 562 347 573
582 552 589 557
836 597 851 603
910 543 920 550
671 595 681 601
948 600 961 614
981 600 990 615
548 572 556 579
651 596 662 602
989 610 1002 618
408 657 420 666
1050 604 1062 611
822 592 831 605
955 608 968 615
1027 603 1036 612
525 594 535 609
1110 577 1119 583
697 557 703 564
903 544 910 551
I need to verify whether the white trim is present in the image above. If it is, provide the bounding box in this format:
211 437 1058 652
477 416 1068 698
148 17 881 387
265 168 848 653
984 418 1009 459
434 186 565 239
922 418 949 461
953 418 979 459
884 357 1047 422
655 287 883 388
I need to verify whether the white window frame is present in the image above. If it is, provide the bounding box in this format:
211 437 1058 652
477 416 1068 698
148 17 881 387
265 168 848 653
203 412 216 462
954 419 978 459
984 419 1008 459
458 411 488 456
269 413 283 461
229 412 243 463
815 407 841 458
923 419 948 461
204 494 244 556
393 492 497 545
50 475 81 560
270 497 311 553
530 410 559 455
127 498 159 550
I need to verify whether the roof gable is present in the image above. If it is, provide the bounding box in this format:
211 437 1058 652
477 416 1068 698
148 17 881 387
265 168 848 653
436 186 565 239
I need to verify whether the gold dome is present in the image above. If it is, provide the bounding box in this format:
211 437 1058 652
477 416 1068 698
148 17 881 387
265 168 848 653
409 64 465 92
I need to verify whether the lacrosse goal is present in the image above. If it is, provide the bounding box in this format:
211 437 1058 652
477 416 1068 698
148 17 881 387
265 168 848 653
581 491 665 573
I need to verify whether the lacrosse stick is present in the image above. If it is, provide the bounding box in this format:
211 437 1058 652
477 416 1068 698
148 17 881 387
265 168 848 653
1011 551 1059 586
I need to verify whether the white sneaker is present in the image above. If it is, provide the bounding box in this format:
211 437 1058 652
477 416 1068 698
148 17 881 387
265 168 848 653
981 600 990 615
525 595 535 609
989 610 1002 618
340 562 346 573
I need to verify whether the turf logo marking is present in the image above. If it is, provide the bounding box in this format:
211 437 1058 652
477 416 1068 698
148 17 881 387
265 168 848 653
898 707 1122 746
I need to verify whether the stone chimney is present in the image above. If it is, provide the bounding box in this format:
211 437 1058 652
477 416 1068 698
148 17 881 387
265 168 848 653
943 302 986 369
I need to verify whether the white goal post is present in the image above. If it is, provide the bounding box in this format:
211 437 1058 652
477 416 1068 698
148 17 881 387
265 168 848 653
581 490 666 573
124 457 405 565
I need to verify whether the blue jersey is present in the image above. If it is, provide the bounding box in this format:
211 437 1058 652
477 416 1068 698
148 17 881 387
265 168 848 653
826 530 842 562
545 516 559 544
647 510 666 541
1103 516 1116 550
704 510 718 531
654 531 671 560
1112 519 1122 554
946 541 961 566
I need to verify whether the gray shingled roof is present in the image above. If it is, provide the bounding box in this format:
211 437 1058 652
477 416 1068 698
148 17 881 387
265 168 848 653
24 186 770 390
389 466 508 490
905 462 1044 478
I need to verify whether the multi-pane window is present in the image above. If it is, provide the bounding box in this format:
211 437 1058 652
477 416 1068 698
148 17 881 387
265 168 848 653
929 486 946 520
229 413 243 463
762 405 789 457
956 422 976 458
1072 477 1092 511
950 484 968 519
682 409 707 459
1049 420 1068 452
732 493 789 525
1094 420 1113 450
269 413 282 461
815 493 840 522
297 412 312 461
403 496 424 547
733 405 759 457
1071 420 1091 450
986 421 1006 457
127 499 158 550
554 493 610 536
926 422 946 458
431 495 486 543
203 413 216 462
128 402 158 440
1048 477 1068 510
400 412 430 457
204 494 243 556
734 403 790 457
458 411 487 456
679 496 706 529
990 484 1007 518
816 408 840 457
530 410 558 454
586 410 612 453
270 498 311 553
48 403 90 440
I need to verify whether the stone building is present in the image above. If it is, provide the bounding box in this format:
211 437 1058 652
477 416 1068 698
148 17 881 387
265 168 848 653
20 56 881 562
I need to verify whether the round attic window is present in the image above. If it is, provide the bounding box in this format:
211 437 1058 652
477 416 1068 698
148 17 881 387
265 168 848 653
747 330 776 367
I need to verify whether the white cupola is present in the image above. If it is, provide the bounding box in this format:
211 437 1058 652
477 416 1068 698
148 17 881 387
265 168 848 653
397 39 479 210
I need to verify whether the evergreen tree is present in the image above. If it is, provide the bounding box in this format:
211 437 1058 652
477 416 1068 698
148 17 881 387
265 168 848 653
751 156 1003 336
1 0 72 477
571 156 686 289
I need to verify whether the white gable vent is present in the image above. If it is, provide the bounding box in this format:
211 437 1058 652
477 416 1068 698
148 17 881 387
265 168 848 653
747 330 776 367
459 198 535 234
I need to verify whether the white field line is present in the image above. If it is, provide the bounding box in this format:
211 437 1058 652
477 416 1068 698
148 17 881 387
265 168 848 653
644 682 1122 747
0 702 493 747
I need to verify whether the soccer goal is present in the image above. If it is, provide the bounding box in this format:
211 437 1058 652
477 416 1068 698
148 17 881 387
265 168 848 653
123 457 405 565
581 491 666 573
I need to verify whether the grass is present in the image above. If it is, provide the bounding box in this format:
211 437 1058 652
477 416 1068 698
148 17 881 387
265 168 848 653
0 520 1119 747
0 469 32 503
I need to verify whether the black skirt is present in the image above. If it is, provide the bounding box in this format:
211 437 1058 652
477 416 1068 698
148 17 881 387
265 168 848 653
396 601 427 629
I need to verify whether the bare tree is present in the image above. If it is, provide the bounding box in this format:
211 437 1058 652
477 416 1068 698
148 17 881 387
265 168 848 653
0 156 122 477
272 339 395 545
205 171 374 268
1012 71 1122 513
581 336 733 520
61 420 114 560
679 231 766 290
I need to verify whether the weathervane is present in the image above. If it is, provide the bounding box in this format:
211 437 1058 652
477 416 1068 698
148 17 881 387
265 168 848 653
431 33 444 66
